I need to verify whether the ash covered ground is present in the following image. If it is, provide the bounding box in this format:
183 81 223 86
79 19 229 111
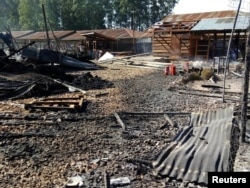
0 60 249 188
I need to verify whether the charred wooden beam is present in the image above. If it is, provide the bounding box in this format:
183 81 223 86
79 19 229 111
3 41 35 60
121 112 191 116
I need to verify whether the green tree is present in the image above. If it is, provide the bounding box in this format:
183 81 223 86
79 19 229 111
19 0 43 30
83 0 107 29
0 0 178 31
0 0 20 30
109 0 178 31
41 0 62 30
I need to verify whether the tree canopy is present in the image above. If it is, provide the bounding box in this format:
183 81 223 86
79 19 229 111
0 0 178 31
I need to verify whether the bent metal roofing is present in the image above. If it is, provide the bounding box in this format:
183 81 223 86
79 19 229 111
152 107 238 185
191 16 250 31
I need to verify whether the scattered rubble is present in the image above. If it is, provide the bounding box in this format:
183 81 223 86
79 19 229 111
0 31 249 187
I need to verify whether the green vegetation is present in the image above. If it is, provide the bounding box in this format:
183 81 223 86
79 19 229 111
0 0 178 31
182 72 203 84
182 68 217 84
200 68 214 80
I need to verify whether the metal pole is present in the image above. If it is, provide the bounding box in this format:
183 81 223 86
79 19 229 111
131 10 135 54
42 4 50 49
222 0 242 102
241 31 250 143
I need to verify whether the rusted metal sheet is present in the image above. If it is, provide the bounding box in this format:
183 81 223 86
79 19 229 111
81 31 117 41
8 29 150 43
94 29 150 39
162 10 237 23
60 31 86 41
10 31 35 39
18 30 75 41
152 107 238 185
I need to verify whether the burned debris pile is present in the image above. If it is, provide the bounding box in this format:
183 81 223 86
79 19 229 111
0 31 113 101
0 30 247 188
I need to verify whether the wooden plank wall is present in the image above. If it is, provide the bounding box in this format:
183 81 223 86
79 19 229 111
153 33 172 57
153 32 191 60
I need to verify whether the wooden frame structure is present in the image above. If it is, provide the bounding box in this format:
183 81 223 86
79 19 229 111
152 10 248 61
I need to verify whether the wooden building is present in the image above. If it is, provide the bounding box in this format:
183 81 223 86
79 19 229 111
1 29 151 58
152 10 250 60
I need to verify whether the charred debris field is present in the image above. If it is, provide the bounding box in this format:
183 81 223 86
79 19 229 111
0 60 247 188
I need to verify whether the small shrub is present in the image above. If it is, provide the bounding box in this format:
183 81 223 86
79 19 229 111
182 72 202 84
201 69 214 80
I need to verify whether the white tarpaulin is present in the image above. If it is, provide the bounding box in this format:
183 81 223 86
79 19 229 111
98 52 114 62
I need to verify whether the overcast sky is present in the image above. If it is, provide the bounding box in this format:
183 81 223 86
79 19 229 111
173 0 250 14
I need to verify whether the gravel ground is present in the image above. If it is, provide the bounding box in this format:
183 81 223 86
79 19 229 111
0 59 249 188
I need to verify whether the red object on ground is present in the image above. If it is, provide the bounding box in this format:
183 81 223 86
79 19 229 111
164 66 169 75
170 64 176 75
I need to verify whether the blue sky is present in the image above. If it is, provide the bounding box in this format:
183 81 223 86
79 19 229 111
173 0 249 14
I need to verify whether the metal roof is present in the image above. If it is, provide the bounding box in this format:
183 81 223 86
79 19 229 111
162 10 238 23
60 31 86 41
10 30 35 38
152 107 237 185
95 29 150 39
18 30 75 40
4 29 150 42
153 10 250 27
191 16 250 31
81 31 117 41
60 29 150 41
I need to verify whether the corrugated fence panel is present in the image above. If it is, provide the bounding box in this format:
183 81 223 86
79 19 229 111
152 108 237 185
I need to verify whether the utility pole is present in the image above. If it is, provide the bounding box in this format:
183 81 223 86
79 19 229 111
131 10 135 54
222 0 242 102
241 30 250 143
42 4 50 49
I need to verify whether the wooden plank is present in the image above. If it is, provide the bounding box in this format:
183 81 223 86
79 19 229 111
114 112 126 131
164 114 175 127
32 100 80 104
78 97 84 106
24 96 84 111
42 96 83 100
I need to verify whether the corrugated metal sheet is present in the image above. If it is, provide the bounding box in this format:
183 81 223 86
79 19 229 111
81 31 117 41
7 29 150 42
18 30 75 40
191 16 250 31
10 30 35 38
60 31 86 41
162 10 237 23
95 29 149 39
152 107 238 185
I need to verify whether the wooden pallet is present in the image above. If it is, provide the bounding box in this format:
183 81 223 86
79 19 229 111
24 96 84 111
